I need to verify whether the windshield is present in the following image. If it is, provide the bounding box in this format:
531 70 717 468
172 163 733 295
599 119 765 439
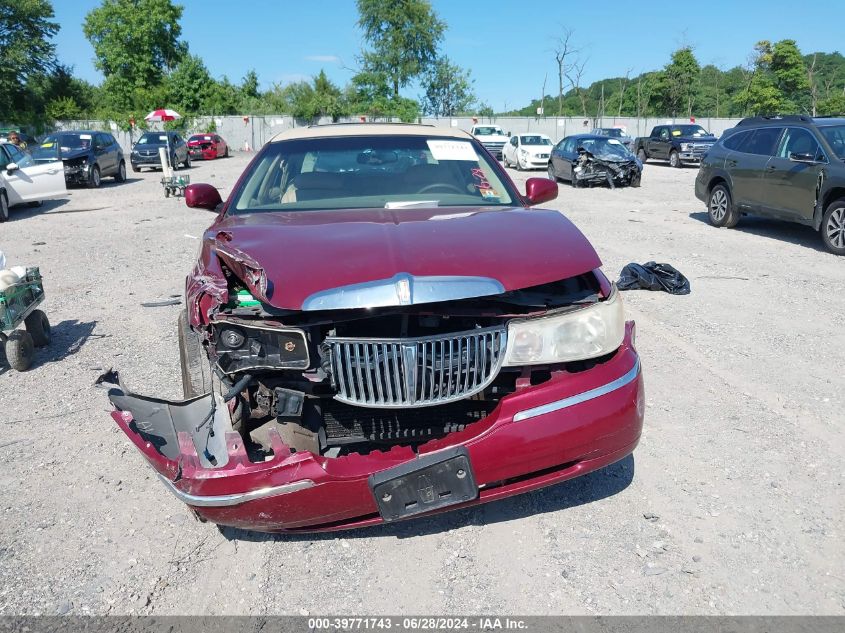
520 135 552 146
819 125 845 160
576 137 633 159
671 125 709 137
189 135 214 143
474 127 504 136
31 134 91 160
229 135 516 213
137 133 170 144
595 129 624 138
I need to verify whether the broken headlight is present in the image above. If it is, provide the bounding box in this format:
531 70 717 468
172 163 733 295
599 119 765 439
213 323 309 373
503 286 625 366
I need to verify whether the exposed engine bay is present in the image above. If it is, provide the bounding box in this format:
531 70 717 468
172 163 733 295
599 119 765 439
573 147 642 189
193 267 616 461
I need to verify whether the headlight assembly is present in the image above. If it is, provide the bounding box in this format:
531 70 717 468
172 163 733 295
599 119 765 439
681 143 693 151
503 286 625 366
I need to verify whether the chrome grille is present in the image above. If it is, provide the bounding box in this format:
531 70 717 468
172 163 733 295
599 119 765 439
482 141 505 155
327 326 507 408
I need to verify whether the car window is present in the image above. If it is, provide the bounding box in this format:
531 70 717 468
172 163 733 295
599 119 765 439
777 128 820 160
562 138 576 153
510 137 517 147
818 125 845 160
231 135 516 213
7 143 33 167
658 128 669 139
0 145 10 169
722 130 750 151
742 127 784 156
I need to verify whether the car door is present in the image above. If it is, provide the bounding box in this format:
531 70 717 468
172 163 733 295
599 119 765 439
554 137 577 181
727 126 784 213
760 127 825 222
106 133 122 170
504 136 517 164
93 133 113 174
651 127 669 159
175 135 187 162
0 143 66 205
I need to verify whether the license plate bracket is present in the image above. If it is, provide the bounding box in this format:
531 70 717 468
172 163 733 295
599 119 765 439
369 447 477 522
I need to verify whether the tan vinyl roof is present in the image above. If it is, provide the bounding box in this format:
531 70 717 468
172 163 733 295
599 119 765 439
269 123 473 143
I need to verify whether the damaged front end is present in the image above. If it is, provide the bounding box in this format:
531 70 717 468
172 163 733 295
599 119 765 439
108 257 643 531
572 148 642 189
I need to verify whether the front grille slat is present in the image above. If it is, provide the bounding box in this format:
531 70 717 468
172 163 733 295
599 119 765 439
328 326 506 409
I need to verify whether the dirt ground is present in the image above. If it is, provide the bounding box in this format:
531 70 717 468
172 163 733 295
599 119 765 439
0 151 842 616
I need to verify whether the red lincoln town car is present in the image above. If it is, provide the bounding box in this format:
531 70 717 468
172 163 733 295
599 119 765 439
107 124 644 532
187 133 229 160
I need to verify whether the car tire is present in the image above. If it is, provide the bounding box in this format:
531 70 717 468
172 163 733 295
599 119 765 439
184 154 191 169
5 330 35 371
669 150 681 168
114 160 126 182
224 146 229 158
24 309 51 347
637 148 647 163
27 200 43 208
821 198 845 256
131 163 140 173
515 156 523 171
547 164 558 182
708 184 739 228
0 190 8 222
178 308 212 399
88 164 101 188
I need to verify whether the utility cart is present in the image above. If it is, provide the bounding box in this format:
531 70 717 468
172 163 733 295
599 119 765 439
0 267 51 371
161 174 190 198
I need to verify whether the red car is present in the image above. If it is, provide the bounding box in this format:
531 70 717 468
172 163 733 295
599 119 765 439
107 124 644 532
187 133 228 160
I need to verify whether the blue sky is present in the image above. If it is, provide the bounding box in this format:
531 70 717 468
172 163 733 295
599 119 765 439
53 0 843 110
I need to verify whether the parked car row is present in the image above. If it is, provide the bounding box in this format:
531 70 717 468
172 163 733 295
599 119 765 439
1 127 232 221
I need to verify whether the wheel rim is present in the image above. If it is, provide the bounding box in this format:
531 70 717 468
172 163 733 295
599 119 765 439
548 166 555 180
1 194 8 219
638 150 645 160
826 206 845 249
710 189 728 222
670 153 678 166
92 168 100 186
120 163 125 179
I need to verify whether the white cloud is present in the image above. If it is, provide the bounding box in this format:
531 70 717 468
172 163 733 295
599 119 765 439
305 55 341 63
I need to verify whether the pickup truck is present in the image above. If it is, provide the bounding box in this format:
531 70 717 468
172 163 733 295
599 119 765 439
470 124 510 159
633 124 717 167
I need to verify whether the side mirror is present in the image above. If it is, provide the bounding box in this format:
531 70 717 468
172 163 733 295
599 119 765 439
5 162 18 173
789 152 816 163
185 183 223 211
506 131 511 137
525 177 558 206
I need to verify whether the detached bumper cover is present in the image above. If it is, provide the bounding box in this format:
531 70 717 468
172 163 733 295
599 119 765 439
109 324 643 532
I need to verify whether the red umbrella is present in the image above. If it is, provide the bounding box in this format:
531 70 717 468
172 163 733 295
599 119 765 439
144 108 181 122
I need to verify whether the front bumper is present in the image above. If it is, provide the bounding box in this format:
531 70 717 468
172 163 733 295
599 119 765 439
109 323 643 532
131 154 165 167
189 147 215 160
63 163 90 184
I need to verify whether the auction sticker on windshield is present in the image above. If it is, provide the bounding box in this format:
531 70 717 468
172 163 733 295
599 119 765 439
427 140 477 161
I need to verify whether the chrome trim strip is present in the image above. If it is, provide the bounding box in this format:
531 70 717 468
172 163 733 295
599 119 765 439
157 473 315 507
302 273 505 311
512 358 641 422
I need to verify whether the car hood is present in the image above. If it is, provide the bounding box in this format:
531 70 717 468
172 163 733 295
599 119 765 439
207 207 602 311
56 148 90 161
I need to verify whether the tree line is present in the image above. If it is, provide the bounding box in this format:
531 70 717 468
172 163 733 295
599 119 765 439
1 0 477 132
2 1 843 133
512 35 845 119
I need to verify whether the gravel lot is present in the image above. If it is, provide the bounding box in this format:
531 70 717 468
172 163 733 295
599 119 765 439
0 151 842 616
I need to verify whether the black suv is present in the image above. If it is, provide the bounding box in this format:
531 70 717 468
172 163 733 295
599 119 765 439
695 115 845 255
130 131 190 172
31 130 125 187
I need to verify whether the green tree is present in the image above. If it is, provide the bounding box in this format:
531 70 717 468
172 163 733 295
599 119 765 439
356 0 445 97
0 0 59 121
420 57 475 117
658 47 701 117
240 70 259 99
165 53 213 113
771 39 809 110
84 0 186 110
